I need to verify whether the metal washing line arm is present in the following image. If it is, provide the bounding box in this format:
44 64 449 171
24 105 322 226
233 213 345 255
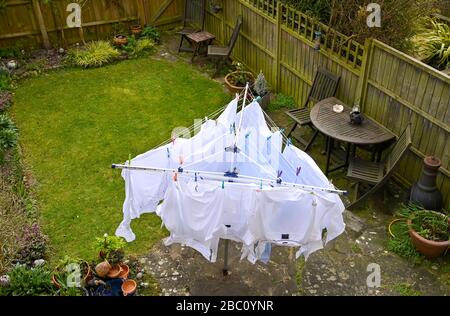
111 163 348 196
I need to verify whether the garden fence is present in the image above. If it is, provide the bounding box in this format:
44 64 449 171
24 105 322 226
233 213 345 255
1 0 449 207
0 0 183 48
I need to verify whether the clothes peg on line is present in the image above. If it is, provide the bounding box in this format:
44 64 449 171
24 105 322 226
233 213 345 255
287 138 292 146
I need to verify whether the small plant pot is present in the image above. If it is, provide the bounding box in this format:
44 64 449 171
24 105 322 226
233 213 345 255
51 274 61 289
130 24 142 36
81 261 93 285
118 264 130 279
113 35 128 47
107 264 123 279
407 212 450 259
95 261 112 278
122 279 137 296
52 261 92 288
224 71 255 94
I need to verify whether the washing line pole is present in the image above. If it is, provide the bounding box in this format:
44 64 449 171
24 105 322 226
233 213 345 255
228 82 250 174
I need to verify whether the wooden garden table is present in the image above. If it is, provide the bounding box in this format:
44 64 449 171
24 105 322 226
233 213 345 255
310 97 395 176
186 31 216 62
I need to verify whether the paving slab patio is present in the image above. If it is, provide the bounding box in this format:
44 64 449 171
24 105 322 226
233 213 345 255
140 207 448 296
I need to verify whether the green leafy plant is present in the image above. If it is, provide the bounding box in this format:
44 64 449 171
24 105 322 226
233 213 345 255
0 47 21 59
228 61 253 87
94 234 126 265
253 70 270 96
52 255 89 295
122 35 138 53
386 203 444 263
67 41 120 68
0 68 11 91
141 26 161 43
0 114 18 150
133 38 156 56
122 37 155 58
392 283 422 296
387 219 423 264
267 93 296 112
0 265 54 296
414 18 450 70
411 210 449 242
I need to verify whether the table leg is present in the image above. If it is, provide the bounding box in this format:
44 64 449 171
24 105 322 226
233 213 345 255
345 142 351 166
321 136 328 155
325 137 334 176
191 42 200 63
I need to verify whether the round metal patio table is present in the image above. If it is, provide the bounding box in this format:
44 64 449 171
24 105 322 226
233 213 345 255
310 97 396 176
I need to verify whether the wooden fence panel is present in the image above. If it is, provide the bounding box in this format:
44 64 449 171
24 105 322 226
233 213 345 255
1 0 449 207
363 40 450 208
203 1 450 208
0 0 183 48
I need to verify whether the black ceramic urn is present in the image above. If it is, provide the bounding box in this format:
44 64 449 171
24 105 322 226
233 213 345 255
409 156 443 210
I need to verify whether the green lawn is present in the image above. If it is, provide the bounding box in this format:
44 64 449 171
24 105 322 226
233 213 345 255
12 58 230 262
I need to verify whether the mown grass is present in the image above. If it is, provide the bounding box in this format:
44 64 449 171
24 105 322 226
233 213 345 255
12 57 229 263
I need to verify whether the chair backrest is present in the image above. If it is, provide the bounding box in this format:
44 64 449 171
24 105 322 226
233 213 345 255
182 0 206 30
226 16 243 57
385 124 412 173
305 67 340 107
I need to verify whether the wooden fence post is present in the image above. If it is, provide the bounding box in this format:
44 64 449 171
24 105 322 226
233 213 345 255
138 0 147 26
31 0 51 49
221 1 226 44
274 1 282 92
355 38 373 111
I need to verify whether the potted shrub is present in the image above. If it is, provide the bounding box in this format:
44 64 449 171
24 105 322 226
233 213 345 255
113 34 128 47
407 209 449 258
253 70 271 109
94 234 126 266
224 61 255 94
130 24 142 36
52 256 92 289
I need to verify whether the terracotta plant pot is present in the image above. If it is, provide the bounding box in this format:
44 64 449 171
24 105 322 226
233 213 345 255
107 264 123 279
113 35 128 47
52 261 92 288
118 264 130 279
121 279 137 296
130 24 142 36
407 212 450 259
224 71 254 94
81 261 93 285
51 274 61 289
95 261 112 278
